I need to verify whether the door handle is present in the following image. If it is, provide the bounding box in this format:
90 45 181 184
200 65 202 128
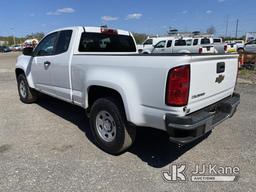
217 62 225 73
44 61 51 68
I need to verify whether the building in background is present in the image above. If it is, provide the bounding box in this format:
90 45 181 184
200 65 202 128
0 40 8 46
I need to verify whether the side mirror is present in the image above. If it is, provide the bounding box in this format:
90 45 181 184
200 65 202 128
23 47 34 56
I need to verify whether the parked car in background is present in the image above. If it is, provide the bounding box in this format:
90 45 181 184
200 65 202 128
12 44 23 51
151 37 188 54
0 46 11 53
234 40 244 49
193 37 216 53
225 41 237 53
211 38 227 54
140 37 171 54
150 37 216 54
213 38 223 43
136 44 143 53
241 40 256 53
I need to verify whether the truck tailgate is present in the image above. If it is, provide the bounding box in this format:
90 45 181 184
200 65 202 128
187 55 238 114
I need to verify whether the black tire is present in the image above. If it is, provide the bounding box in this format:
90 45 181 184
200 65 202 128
237 48 244 54
17 74 38 103
89 97 136 155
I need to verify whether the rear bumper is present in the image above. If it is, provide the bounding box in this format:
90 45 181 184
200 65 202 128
165 93 240 144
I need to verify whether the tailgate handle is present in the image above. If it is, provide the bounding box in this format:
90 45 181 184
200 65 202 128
217 62 225 73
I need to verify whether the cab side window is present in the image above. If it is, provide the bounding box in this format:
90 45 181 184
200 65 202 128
34 32 58 56
143 39 153 45
55 30 73 54
193 39 198 46
174 40 186 46
155 41 166 48
167 40 172 48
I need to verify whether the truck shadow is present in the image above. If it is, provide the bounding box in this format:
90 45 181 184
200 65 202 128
129 128 210 168
36 95 209 168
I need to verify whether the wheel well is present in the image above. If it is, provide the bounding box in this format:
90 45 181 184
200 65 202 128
15 68 25 79
87 86 126 115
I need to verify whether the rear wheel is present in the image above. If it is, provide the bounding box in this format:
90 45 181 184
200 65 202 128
89 97 136 155
17 74 38 103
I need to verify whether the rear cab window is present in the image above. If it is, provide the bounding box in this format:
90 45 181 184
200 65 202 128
79 32 136 52
174 40 186 46
200 38 211 45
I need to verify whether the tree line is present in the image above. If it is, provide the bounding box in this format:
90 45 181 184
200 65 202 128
0 32 45 45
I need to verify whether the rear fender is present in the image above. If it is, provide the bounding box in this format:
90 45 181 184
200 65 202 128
85 68 144 124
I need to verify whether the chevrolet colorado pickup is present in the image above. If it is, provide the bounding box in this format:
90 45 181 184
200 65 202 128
16 26 240 154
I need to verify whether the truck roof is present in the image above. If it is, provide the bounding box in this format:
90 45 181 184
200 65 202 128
47 26 131 36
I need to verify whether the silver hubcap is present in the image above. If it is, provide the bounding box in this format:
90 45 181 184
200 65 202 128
19 80 27 98
96 111 116 142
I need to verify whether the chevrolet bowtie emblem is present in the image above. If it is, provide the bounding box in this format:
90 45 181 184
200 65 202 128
215 74 225 84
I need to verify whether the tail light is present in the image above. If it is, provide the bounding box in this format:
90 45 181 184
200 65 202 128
100 28 118 35
224 45 227 52
166 65 190 106
199 47 203 54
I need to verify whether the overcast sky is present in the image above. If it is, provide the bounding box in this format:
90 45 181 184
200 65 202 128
0 0 255 37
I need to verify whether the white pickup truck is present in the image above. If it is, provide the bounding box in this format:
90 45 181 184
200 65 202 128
16 26 240 154
150 37 216 54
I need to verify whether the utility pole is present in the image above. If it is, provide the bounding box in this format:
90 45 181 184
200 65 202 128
225 15 229 37
235 19 239 38
10 28 16 45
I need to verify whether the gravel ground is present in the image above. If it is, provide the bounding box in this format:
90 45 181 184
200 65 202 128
0 52 255 192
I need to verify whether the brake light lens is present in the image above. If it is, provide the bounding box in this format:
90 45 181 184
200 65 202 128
224 45 227 52
100 28 118 35
166 65 190 106
199 47 203 54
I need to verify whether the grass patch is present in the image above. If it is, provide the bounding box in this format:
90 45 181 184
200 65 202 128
238 68 256 83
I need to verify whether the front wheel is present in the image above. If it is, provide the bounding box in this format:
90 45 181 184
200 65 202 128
17 74 38 103
237 48 244 54
89 97 136 155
